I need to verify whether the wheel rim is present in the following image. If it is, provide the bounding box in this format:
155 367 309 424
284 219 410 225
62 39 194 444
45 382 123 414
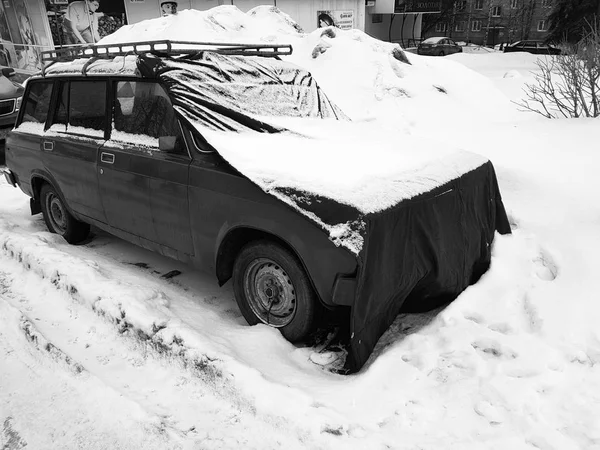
243 258 297 327
46 192 67 234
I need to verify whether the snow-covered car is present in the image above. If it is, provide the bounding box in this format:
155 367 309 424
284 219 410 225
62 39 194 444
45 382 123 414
417 37 463 56
3 41 510 372
0 67 24 164
503 40 561 55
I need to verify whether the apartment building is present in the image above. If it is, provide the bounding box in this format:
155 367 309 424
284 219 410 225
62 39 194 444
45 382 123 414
422 0 555 46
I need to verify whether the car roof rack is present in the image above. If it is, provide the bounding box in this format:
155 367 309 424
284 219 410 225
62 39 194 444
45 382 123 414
40 40 293 76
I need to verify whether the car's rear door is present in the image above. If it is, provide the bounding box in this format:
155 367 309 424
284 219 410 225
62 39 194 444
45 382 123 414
43 79 107 222
98 79 193 256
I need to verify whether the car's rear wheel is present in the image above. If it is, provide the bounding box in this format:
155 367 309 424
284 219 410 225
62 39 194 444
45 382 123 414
40 183 90 244
232 240 316 342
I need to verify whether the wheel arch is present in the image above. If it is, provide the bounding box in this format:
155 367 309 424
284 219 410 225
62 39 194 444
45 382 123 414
215 226 323 304
30 171 74 217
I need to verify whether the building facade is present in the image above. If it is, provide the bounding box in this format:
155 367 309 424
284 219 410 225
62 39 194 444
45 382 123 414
421 0 555 46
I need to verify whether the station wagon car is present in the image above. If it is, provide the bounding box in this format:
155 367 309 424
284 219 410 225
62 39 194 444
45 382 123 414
3 41 510 372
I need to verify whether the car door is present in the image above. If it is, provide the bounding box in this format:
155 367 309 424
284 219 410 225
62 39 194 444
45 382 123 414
448 39 459 54
98 79 193 256
42 79 107 222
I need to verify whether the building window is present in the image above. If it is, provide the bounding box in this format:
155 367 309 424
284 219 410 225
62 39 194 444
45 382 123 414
511 0 518 8
455 21 465 32
474 0 483 9
435 22 448 32
471 20 482 31
542 0 552 7
455 1 466 11
537 20 548 31
492 6 502 16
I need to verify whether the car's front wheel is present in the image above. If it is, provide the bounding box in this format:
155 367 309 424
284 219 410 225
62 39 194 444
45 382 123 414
40 183 90 244
232 240 316 342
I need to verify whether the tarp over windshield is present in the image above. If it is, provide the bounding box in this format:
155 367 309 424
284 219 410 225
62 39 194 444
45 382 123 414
137 52 347 133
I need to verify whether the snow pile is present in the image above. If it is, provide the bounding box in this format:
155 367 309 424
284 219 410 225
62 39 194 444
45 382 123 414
98 5 303 45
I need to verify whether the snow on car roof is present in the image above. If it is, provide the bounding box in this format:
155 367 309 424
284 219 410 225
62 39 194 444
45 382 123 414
422 37 447 44
39 55 140 78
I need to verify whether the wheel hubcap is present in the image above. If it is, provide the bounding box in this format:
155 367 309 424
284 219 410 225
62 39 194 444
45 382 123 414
47 193 67 233
244 258 296 327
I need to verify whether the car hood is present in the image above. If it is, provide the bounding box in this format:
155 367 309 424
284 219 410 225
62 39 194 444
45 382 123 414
0 76 23 98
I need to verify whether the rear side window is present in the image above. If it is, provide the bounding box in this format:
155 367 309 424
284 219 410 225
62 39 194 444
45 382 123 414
21 81 53 125
49 80 107 138
69 81 107 132
112 81 185 153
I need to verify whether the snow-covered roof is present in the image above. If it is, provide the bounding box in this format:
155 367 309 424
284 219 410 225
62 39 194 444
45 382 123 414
40 55 140 78
422 37 447 44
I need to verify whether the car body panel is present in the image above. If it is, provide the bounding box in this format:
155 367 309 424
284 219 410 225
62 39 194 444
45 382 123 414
503 40 561 55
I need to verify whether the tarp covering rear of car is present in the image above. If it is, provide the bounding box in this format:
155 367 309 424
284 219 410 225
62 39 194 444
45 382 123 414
347 160 510 372
137 52 347 133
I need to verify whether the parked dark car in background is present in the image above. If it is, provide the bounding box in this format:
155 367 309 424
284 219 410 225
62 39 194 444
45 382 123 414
0 67 23 164
417 37 463 56
503 41 561 55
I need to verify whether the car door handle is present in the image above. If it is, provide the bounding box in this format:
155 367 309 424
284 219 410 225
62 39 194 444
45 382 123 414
101 152 115 164
43 141 53 151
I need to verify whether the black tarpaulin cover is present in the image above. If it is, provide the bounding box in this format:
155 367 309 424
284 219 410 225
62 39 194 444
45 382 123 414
347 161 510 372
137 52 347 133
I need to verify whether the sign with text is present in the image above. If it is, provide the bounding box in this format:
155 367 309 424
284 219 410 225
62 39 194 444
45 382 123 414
394 0 442 13
317 10 354 30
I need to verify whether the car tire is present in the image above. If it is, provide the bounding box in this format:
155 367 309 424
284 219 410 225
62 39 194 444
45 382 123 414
40 183 90 244
437 50 445 57
232 240 316 342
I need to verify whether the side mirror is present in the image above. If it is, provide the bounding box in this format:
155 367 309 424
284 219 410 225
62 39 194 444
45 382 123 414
1 67 15 78
159 136 177 153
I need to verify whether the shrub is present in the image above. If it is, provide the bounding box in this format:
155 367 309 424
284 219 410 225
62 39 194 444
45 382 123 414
517 23 599 118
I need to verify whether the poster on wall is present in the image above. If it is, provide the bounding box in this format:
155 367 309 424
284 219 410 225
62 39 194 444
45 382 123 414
317 10 354 30
395 0 442 14
45 0 128 47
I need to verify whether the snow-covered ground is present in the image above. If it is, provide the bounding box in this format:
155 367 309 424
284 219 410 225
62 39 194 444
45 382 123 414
2 6 600 449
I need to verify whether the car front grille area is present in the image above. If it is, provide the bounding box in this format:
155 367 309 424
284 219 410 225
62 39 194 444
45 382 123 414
0 99 15 116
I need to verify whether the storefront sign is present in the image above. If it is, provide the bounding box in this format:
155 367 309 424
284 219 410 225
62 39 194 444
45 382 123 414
317 10 354 30
394 0 442 14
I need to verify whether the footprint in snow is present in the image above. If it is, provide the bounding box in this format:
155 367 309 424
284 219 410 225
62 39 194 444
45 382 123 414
471 339 518 360
533 249 558 281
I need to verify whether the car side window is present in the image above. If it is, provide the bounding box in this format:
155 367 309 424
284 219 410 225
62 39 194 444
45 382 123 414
21 81 53 125
49 80 107 138
70 81 107 133
112 80 185 155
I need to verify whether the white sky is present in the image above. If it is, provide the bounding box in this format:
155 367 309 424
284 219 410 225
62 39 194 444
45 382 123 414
2 5 600 449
